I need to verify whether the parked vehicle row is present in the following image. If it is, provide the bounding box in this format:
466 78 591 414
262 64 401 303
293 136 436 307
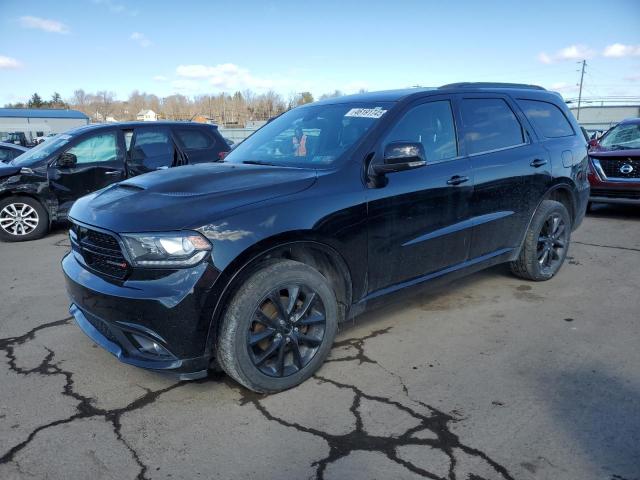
0 122 230 241
61 83 590 392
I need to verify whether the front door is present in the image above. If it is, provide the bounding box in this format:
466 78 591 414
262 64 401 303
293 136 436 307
367 97 473 293
48 130 124 215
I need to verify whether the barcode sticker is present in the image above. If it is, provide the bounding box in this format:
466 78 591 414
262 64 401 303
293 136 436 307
344 107 387 119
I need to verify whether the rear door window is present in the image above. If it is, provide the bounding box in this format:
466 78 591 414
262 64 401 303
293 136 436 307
460 98 525 155
129 128 174 171
517 99 574 138
175 128 215 150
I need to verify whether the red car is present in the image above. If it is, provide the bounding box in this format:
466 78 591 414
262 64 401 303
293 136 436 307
588 118 640 207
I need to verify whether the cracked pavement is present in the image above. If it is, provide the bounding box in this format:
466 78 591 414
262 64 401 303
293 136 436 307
1 204 639 480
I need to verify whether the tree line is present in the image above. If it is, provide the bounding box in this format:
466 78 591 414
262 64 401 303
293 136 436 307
4 88 352 127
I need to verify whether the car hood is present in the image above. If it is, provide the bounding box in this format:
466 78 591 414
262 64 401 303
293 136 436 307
589 147 640 158
70 163 317 232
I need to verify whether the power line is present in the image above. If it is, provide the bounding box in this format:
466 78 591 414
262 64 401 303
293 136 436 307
576 60 587 120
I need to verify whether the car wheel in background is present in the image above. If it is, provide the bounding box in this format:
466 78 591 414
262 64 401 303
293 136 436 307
510 200 571 281
0 196 49 242
217 259 338 393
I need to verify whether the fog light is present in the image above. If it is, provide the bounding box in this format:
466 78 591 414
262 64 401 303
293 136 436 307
131 333 172 357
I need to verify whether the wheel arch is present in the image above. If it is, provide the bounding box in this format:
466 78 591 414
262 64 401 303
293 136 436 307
205 230 354 357
0 191 51 223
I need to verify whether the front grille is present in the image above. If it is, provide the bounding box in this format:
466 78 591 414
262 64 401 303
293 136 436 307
591 189 640 199
84 309 120 344
595 156 640 179
71 223 130 279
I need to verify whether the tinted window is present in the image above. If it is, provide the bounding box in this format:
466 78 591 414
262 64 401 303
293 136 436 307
129 128 174 170
176 129 215 150
384 100 457 162
0 147 16 162
518 99 574 138
460 99 524 155
66 133 118 164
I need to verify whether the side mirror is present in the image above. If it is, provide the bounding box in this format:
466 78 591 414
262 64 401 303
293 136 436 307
372 142 427 175
57 152 77 168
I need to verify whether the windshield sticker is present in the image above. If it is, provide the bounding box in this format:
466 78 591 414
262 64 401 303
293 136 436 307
344 107 387 119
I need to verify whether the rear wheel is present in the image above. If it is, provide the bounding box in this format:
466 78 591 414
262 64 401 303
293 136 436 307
0 196 49 242
217 260 338 393
510 200 571 281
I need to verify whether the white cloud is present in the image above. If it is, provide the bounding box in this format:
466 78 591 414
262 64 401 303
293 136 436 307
603 43 640 58
176 63 276 91
537 44 594 64
19 16 69 34
130 32 152 48
0 55 22 69
153 75 168 81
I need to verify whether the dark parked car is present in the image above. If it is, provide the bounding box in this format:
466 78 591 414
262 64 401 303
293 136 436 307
0 122 230 241
63 83 590 392
0 141 28 163
587 117 640 206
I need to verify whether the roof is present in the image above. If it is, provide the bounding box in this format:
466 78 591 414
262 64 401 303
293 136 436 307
137 109 156 115
0 108 89 120
312 83 551 106
64 121 220 135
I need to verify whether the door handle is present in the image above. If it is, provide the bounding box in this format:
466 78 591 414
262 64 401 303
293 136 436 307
447 175 469 186
105 170 121 176
530 158 548 168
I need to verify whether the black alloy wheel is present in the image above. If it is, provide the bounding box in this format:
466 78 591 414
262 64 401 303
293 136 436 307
536 213 569 275
248 284 326 377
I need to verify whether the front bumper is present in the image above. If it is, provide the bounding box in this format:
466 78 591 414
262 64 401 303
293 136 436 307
62 251 221 379
588 158 640 205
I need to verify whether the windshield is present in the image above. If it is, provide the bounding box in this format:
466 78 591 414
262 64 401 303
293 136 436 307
599 123 640 150
224 102 393 168
11 134 71 166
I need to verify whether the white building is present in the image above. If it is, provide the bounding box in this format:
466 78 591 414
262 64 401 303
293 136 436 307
0 108 89 144
136 109 157 121
569 104 640 133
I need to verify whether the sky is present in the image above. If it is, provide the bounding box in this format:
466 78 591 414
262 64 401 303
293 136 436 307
0 0 639 106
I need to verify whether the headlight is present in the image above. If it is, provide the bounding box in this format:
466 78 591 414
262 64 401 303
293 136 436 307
121 231 211 268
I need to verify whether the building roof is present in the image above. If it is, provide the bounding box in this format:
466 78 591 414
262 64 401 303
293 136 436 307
0 108 89 120
137 109 156 115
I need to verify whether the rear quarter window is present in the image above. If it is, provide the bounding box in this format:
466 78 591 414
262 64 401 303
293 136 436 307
175 128 216 150
517 99 574 138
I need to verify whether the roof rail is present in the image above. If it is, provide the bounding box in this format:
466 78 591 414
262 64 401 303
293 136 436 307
439 82 546 91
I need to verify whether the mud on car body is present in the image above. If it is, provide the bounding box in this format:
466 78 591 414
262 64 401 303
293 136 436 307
0 121 229 241
62 83 590 392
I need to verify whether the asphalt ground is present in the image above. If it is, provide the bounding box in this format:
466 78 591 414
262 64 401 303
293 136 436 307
1 203 639 480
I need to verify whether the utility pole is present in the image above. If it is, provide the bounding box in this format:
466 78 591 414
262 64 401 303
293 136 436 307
577 60 586 120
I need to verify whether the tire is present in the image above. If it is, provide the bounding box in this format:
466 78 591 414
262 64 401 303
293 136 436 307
510 200 571 281
0 196 49 242
217 259 338 393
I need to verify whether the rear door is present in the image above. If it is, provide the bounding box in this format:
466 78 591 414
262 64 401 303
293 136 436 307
173 126 228 164
457 94 551 259
48 130 124 215
126 126 178 176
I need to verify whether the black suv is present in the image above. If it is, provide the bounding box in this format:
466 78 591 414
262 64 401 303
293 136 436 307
63 83 590 392
0 122 229 241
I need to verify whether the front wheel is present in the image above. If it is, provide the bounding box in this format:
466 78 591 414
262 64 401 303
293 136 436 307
510 200 571 281
0 196 49 242
217 260 338 393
